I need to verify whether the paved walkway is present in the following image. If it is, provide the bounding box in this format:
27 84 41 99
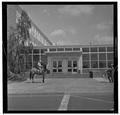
93 77 110 82
8 78 113 95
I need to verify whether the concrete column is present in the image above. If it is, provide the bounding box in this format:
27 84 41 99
62 59 66 73
78 55 83 74
47 56 52 73
32 49 33 68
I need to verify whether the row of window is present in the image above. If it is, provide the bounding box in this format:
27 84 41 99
83 53 113 61
53 61 77 68
20 49 47 54
52 68 77 73
83 60 113 68
49 48 78 52
20 46 113 54
82 47 113 52
49 47 113 52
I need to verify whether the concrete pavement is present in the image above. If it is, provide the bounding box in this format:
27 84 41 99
8 78 114 111
8 78 113 94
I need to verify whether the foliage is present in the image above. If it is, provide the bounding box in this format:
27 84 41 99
8 10 32 75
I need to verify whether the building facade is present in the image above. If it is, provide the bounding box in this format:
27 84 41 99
45 45 113 76
7 5 114 76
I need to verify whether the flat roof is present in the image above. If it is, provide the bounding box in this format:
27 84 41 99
33 44 113 49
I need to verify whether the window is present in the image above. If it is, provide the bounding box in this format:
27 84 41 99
73 69 77 72
53 61 57 68
33 49 39 54
58 69 62 72
65 48 72 51
83 54 89 60
82 48 89 52
107 47 113 52
107 61 113 68
57 48 64 51
99 61 106 68
68 69 72 72
33 55 39 67
99 53 106 60
107 53 113 60
44 49 47 52
41 49 44 53
73 61 77 67
49 48 56 51
99 47 106 52
68 61 72 67
91 61 98 68
58 61 62 67
91 47 97 52
91 54 98 60
83 61 90 68
26 55 32 69
26 55 32 63
73 48 80 51
28 49 32 54
53 69 57 72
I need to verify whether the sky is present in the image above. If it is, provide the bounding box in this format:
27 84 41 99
20 5 113 45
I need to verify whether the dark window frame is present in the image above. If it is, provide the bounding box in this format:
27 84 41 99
73 48 80 51
68 69 72 72
53 69 57 72
33 49 39 54
99 47 106 52
83 61 90 68
65 48 72 51
49 48 56 51
82 48 89 52
91 61 98 68
91 47 97 52
107 47 113 52
99 53 106 60
57 48 64 51
99 61 106 68
91 53 98 60
107 53 113 60
83 54 89 60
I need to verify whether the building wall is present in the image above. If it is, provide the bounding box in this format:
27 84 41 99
46 44 113 77
46 52 82 73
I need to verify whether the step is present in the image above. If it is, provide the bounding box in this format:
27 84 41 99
45 73 89 78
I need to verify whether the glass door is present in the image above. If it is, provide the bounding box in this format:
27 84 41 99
53 61 57 72
58 61 62 72
73 60 78 72
52 60 63 73
68 60 72 72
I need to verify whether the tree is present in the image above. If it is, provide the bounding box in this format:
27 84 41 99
8 9 32 76
16 10 32 73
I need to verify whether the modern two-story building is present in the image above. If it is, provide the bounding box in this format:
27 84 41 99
7 5 114 77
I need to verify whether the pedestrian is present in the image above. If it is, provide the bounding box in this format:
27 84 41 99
37 61 42 70
89 71 93 78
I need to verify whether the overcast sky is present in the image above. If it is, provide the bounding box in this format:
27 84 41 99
20 5 113 45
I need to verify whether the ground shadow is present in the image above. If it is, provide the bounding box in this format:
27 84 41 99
25 81 43 83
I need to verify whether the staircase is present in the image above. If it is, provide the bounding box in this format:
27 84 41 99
45 73 89 78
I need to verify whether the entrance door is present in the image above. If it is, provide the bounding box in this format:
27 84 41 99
58 60 62 72
52 60 63 73
72 60 78 73
67 60 78 73
53 61 57 72
67 60 72 73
